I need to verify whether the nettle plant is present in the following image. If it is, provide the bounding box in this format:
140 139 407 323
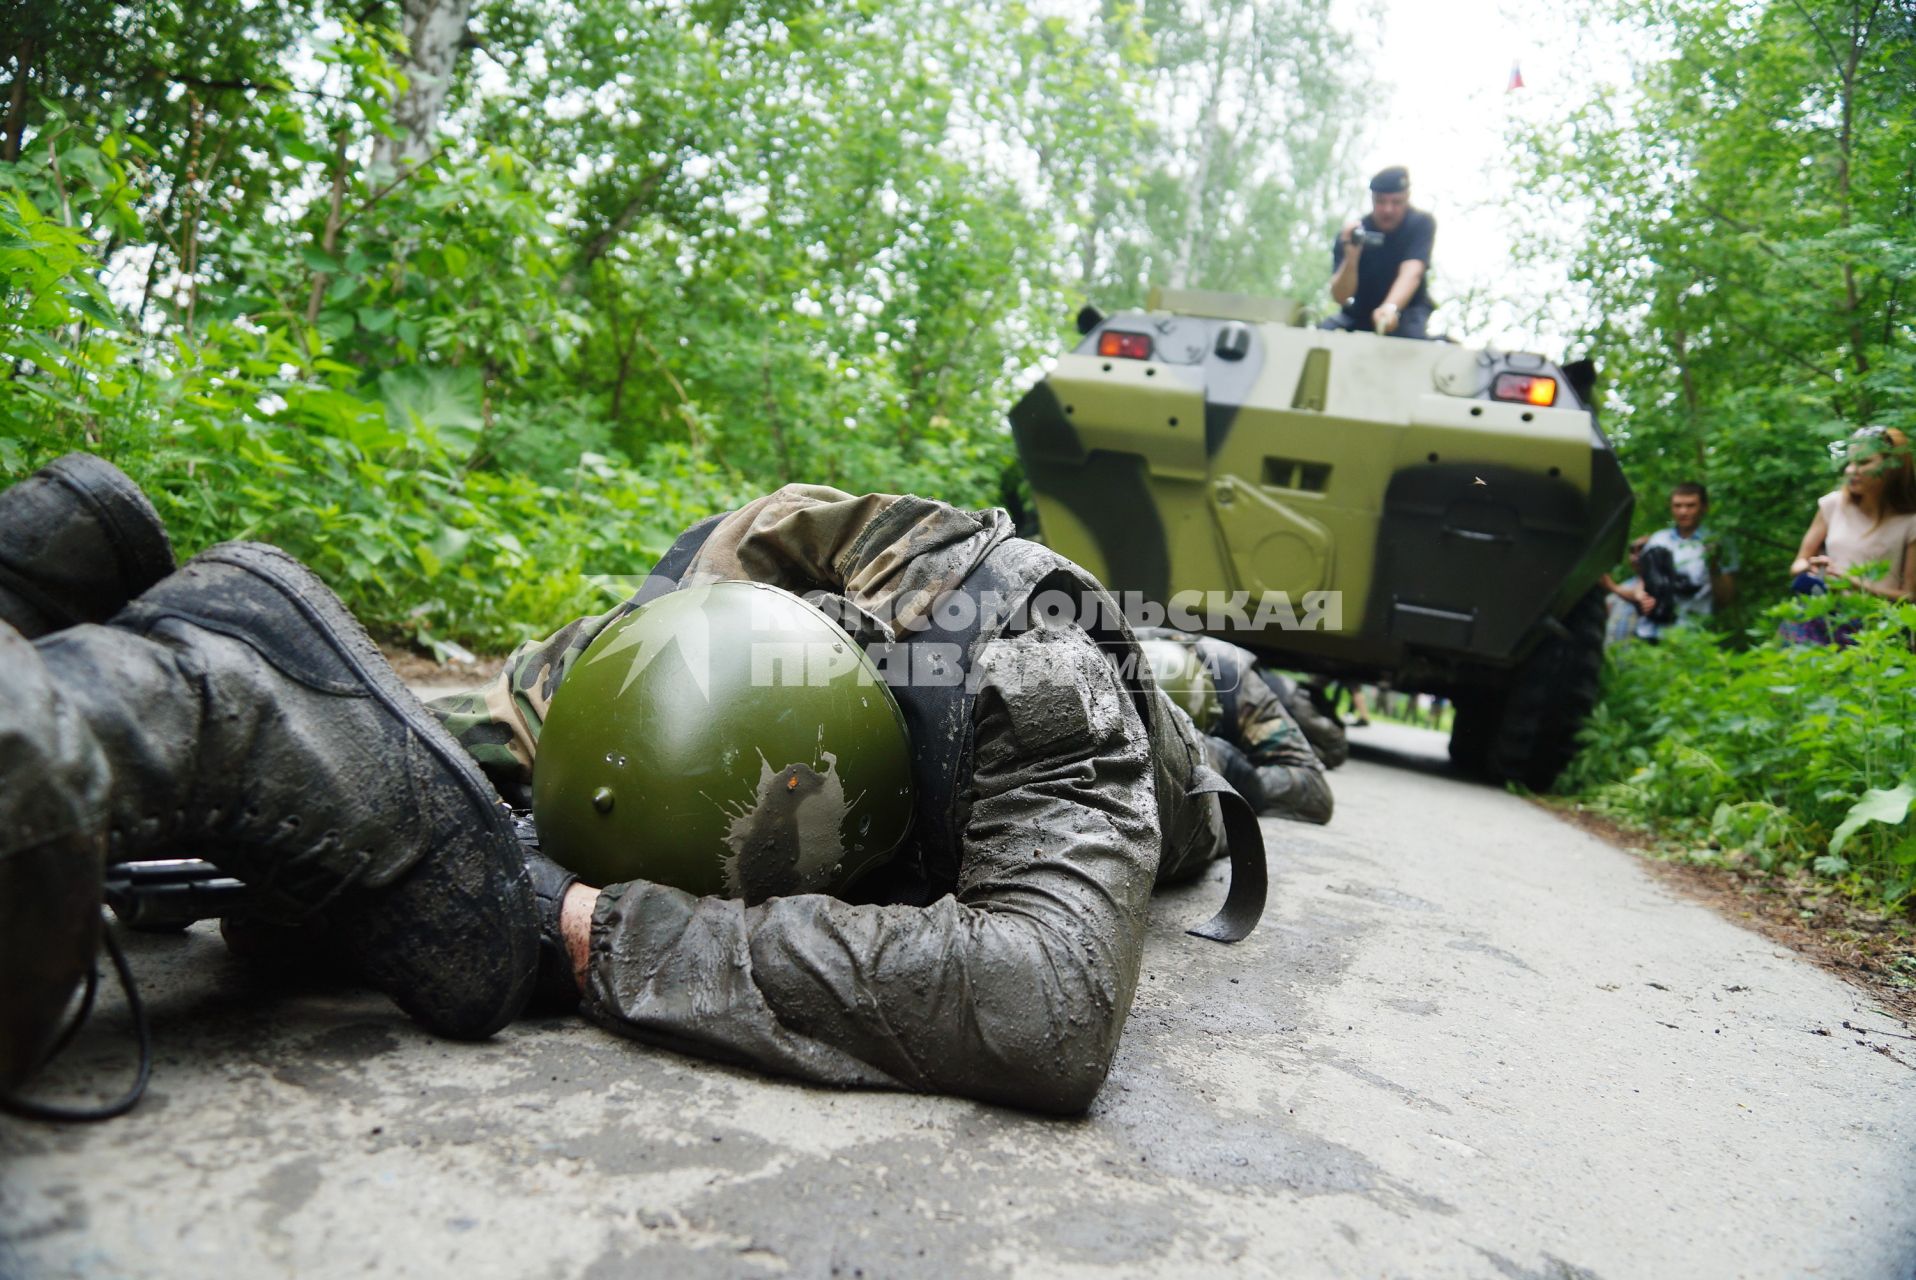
1566 593 1916 906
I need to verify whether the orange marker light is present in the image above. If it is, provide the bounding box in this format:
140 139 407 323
1097 331 1154 360
1491 373 1558 407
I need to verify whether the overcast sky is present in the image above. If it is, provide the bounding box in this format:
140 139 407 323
1339 0 1650 356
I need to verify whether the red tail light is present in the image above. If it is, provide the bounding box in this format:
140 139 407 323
1097 331 1153 360
1492 373 1557 406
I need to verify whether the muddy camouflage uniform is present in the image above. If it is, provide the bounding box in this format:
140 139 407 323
1257 668 1350 771
433 485 1241 1113
1136 629 1333 825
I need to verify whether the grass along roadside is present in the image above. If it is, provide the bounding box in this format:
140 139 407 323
1561 599 1916 911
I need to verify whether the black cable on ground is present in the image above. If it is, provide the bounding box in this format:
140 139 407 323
0 919 152 1123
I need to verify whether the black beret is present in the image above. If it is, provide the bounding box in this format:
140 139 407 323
1369 166 1409 193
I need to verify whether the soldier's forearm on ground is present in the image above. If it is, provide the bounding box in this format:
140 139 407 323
578 636 1160 1115
1252 764 1333 825
1282 688 1348 769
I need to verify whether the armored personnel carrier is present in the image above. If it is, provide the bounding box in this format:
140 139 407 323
1010 287 1633 790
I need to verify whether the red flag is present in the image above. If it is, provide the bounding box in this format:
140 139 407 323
1507 62 1525 92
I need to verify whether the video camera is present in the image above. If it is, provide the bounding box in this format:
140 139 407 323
1636 544 1701 625
1350 228 1386 250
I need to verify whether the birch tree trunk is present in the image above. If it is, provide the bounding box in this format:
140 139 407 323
1168 1 1239 289
372 0 471 171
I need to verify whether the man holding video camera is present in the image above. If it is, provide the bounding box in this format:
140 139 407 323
1321 165 1435 339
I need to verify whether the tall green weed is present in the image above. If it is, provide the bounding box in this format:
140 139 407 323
0 104 744 656
1564 596 1916 907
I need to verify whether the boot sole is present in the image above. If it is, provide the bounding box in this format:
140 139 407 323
188 542 538 1039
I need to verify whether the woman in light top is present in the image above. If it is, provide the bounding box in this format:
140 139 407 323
1789 425 1916 603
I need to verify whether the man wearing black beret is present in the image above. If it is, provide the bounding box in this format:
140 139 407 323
1321 165 1436 339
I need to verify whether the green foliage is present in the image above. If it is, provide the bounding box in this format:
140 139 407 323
1518 0 1914 907
1563 596 1916 906
1513 0 1915 609
1027 0 1373 309
1829 779 1916 860
0 82 737 654
2 1 1367 653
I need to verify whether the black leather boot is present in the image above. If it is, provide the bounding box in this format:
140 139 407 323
0 622 110 1096
35 542 538 1039
0 453 175 639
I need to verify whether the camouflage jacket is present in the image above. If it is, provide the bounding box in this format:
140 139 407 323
433 485 1228 1113
1136 629 1333 825
1258 669 1350 770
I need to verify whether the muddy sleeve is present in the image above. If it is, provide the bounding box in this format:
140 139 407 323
683 485 896 594
1235 673 1333 825
578 625 1159 1114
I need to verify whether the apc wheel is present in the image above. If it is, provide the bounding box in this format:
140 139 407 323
1479 588 1607 791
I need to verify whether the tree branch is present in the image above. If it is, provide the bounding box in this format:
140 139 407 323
131 67 358 104
335 142 449 236
1788 0 1845 71
303 138 352 335
1710 307 1846 387
1695 202 1828 286
1854 0 1887 54
139 69 283 95
575 143 689 270
44 135 71 225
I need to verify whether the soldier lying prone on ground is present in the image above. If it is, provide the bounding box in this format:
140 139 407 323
1134 628 1334 825
0 461 1263 1120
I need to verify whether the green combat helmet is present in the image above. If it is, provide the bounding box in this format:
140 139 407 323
532 581 915 902
1138 637 1220 730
